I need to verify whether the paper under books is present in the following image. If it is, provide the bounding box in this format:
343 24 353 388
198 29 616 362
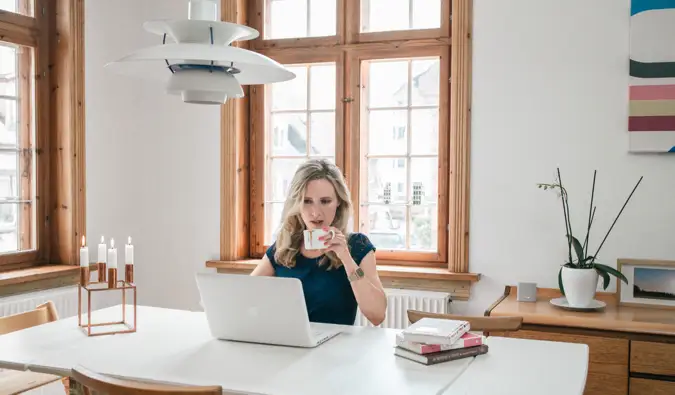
401 317 470 345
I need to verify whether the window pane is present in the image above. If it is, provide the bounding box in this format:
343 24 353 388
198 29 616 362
0 98 18 146
265 203 285 244
410 109 438 155
0 154 18 198
0 0 33 16
0 203 18 253
309 112 334 157
271 66 307 111
411 58 440 106
360 56 441 255
410 157 437 204
0 45 17 97
0 41 34 255
412 0 441 30
270 113 307 156
368 110 407 155
367 158 406 204
410 205 437 251
367 60 408 108
309 64 335 110
269 0 307 39
268 158 305 201
366 205 406 250
267 0 336 39
361 0 440 33
265 62 337 245
361 0 408 33
309 0 336 37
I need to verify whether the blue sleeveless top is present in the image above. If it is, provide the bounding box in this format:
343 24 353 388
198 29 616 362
266 232 376 325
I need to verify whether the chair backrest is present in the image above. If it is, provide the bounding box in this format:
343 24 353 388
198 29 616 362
407 310 523 334
71 366 223 395
0 301 59 335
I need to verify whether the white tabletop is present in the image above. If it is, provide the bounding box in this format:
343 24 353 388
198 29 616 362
0 305 588 395
443 336 588 395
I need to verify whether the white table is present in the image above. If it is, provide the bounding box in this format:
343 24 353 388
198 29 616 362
442 336 588 395
0 305 588 395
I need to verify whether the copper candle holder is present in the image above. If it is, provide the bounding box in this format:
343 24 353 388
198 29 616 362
107 268 118 288
125 264 134 284
79 266 90 287
96 262 107 282
77 276 137 337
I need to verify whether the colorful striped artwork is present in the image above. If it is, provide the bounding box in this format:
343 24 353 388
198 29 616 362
629 0 675 153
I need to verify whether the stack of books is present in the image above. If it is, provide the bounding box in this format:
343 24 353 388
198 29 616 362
394 317 489 365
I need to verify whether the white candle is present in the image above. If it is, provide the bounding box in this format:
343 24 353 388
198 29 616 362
108 238 118 270
98 236 107 263
79 235 89 267
125 236 134 265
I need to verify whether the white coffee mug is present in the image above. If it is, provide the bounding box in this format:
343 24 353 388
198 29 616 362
303 229 335 250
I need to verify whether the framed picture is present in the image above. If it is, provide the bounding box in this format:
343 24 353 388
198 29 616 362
617 259 675 309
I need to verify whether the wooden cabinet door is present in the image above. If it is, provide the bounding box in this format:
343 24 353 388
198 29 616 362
629 378 675 395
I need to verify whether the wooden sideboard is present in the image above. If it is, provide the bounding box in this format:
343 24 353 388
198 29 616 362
486 286 675 395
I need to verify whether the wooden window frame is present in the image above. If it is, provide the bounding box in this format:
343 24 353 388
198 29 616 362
347 46 449 268
0 0 86 272
220 0 472 274
249 50 345 257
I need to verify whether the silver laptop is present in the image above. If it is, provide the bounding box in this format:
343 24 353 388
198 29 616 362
195 272 340 348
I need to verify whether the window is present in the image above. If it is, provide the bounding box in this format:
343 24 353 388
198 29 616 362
0 0 41 265
0 0 85 268
240 0 470 272
263 61 338 243
264 0 337 39
0 0 33 15
360 0 441 33
349 47 449 266
0 41 35 256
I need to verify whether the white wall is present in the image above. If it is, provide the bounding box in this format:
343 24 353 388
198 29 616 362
85 0 220 311
462 0 675 314
84 0 675 315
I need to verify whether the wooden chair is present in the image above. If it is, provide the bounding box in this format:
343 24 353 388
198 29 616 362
70 365 224 395
407 310 523 336
0 301 68 395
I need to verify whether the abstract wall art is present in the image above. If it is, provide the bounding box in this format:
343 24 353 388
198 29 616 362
629 0 675 153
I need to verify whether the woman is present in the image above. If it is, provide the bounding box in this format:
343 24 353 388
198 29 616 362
251 159 387 326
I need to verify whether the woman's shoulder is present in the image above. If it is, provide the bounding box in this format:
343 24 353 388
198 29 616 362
347 232 372 245
347 232 376 265
265 242 279 267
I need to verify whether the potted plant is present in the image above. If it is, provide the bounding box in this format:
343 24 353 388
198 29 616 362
537 168 642 308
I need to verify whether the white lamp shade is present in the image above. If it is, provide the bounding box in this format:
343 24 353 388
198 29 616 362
166 69 244 104
105 43 295 85
144 20 259 46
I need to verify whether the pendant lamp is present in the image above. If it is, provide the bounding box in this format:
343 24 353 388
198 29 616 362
104 0 295 105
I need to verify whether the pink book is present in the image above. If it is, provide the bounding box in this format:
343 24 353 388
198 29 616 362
396 332 483 354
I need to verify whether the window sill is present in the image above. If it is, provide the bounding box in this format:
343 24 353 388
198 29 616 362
206 259 479 281
205 260 480 300
0 264 81 298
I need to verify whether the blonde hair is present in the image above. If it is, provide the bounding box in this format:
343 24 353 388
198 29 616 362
274 159 353 269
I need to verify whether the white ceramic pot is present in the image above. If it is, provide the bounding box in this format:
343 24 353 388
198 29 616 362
561 266 599 308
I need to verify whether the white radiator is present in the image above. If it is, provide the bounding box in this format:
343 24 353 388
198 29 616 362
0 285 117 319
354 288 451 329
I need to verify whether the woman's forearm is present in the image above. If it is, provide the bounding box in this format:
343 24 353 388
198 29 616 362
342 256 387 326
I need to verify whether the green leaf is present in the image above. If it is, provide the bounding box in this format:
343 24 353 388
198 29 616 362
596 268 610 290
594 263 628 284
569 235 585 264
558 267 565 296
